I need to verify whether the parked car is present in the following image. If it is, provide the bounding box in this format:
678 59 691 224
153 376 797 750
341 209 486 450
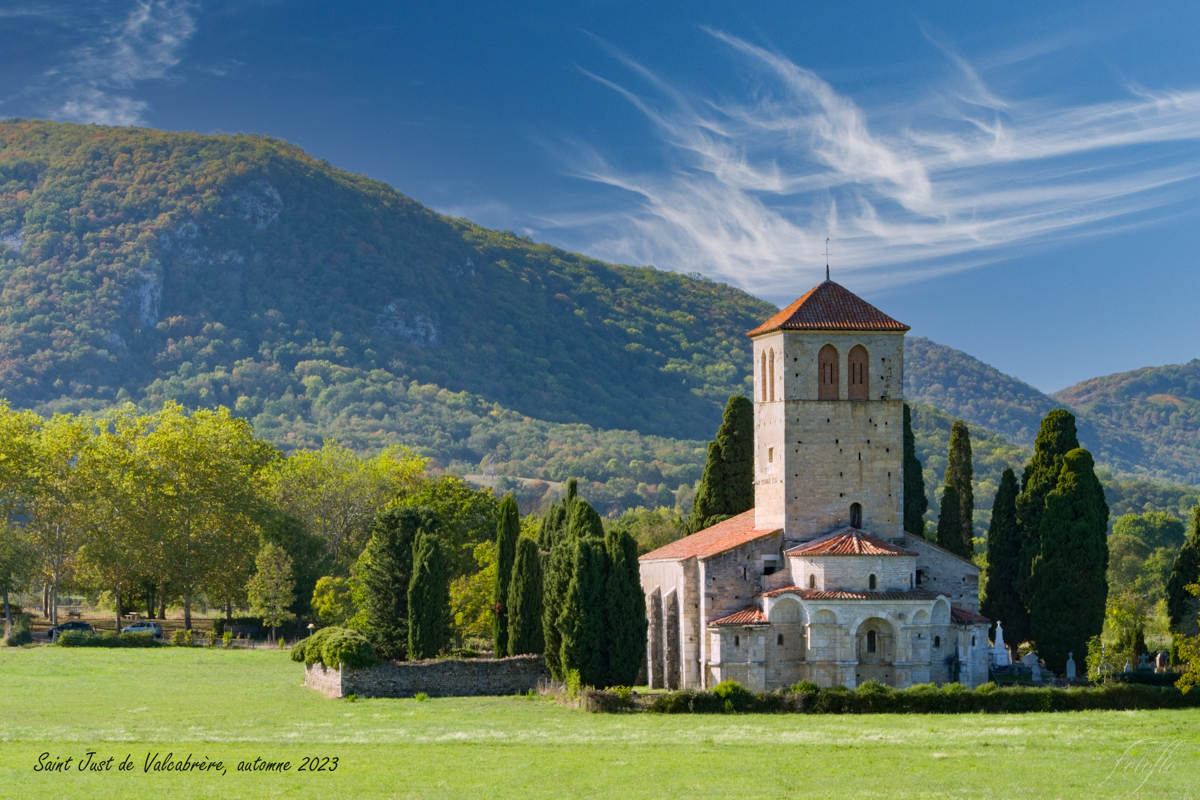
121 621 163 637
47 621 95 641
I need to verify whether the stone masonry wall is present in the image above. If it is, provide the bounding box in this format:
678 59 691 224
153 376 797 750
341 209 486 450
304 655 549 698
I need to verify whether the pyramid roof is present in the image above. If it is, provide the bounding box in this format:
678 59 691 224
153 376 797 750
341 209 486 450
747 280 910 337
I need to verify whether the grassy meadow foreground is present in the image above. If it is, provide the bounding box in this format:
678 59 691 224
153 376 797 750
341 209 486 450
1 647 1198 799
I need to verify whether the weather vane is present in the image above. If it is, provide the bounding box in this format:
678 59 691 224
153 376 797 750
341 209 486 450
823 238 832 281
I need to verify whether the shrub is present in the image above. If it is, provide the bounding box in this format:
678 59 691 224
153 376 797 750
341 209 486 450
57 631 160 648
415 692 429 701
789 680 820 694
712 680 755 712
223 632 232 647
278 637 285 649
301 627 378 670
170 629 196 647
4 616 33 647
291 637 309 663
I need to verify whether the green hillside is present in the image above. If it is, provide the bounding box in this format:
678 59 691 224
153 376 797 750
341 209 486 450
1053 361 1200 486
0 119 772 445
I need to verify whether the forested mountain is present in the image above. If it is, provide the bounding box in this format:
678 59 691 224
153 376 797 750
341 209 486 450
904 337 1197 487
1053 361 1200 486
0 119 1194 519
0 119 770 445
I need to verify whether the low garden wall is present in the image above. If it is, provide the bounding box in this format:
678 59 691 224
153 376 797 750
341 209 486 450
304 654 550 699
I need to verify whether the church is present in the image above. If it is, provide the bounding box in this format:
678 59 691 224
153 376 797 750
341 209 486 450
639 278 991 691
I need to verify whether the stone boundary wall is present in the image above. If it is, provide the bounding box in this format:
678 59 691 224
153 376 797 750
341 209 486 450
304 655 549 698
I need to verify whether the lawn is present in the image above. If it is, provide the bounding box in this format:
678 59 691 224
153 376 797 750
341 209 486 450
1 646 1197 799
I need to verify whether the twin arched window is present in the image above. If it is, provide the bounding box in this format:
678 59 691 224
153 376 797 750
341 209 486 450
760 348 776 402
817 344 869 399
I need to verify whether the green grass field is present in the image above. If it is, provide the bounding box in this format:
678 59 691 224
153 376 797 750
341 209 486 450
1 646 1198 799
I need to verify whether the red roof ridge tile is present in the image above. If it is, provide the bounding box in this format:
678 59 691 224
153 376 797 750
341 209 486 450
639 509 780 562
785 528 917 557
951 606 991 624
709 606 768 627
747 281 910 337
757 587 942 601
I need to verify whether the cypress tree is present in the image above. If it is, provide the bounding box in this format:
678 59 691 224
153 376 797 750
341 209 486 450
686 395 753 534
936 420 974 559
902 404 928 537
1028 448 1109 674
358 506 436 659
407 530 450 660
604 527 647 686
980 468 1027 650
507 536 544 656
541 536 574 680
1016 410 1080 604
558 538 609 687
492 494 519 655
1167 503 1200 634
537 501 566 550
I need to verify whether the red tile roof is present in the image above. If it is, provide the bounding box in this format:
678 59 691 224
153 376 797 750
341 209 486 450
952 607 991 624
785 528 918 557
709 606 769 627
747 280 910 337
757 587 941 601
639 510 780 562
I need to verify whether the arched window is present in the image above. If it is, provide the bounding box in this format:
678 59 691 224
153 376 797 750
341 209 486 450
934 636 941 649
768 348 775 402
868 573 877 590
760 351 767 401
777 634 784 645
808 574 816 589
866 630 877 653
818 344 838 400
972 635 977 647
850 503 862 529
848 344 868 400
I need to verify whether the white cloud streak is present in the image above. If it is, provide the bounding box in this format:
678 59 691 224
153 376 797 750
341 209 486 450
55 0 196 126
556 31 1200 296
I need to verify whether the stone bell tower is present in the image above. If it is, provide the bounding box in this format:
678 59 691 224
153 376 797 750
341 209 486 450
746 279 910 541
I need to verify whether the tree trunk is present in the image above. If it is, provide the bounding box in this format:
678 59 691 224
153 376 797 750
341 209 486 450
158 583 166 620
42 582 49 619
184 590 192 630
114 588 123 632
50 576 58 626
3 588 11 630
146 586 154 620
225 598 232 621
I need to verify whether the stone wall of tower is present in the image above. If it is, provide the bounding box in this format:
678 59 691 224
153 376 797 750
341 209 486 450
752 331 906 538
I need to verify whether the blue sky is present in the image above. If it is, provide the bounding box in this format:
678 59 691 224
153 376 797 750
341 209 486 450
2 0 1199 393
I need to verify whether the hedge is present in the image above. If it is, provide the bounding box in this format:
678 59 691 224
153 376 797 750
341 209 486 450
57 631 162 648
607 679 1200 714
292 627 377 670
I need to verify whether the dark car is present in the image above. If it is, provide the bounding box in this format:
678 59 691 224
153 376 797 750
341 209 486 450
47 621 95 641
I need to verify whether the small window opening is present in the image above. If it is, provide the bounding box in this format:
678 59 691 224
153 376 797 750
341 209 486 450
742 566 747 580
868 573 876 590
768 447 774 463
763 560 777 576
808 574 816 589
934 636 941 649
777 634 784 645
734 635 740 647
915 570 923 586
850 503 863 528
866 630 877 653
972 635 977 647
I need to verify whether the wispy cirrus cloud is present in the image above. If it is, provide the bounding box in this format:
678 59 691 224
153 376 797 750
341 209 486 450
5 0 197 126
553 30 1200 296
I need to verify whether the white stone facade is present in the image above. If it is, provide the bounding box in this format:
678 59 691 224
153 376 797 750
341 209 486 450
639 280 990 691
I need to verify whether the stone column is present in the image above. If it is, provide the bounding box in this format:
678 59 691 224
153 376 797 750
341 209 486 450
664 588 680 690
647 588 664 689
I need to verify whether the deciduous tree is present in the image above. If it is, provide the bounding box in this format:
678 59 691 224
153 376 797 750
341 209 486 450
248 542 296 641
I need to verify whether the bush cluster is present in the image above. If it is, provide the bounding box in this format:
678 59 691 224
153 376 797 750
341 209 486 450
291 627 377 670
630 680 1200 715
57 631 161 648
3 615 33 647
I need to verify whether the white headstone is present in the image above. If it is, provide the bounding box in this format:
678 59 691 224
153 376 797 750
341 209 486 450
1020 652 1039 668
1065 652 1076 680
1124 659 1132 673
992 621 1010 666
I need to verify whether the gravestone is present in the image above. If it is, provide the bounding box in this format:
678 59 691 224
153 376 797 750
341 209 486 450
1021 652 1041 681
1065 652 1076 680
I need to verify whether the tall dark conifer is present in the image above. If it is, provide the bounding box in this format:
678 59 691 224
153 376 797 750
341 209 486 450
1167 504 1200 635
1016 409 1080 604
358 506 437 660
981 468 1027 649
604 527 647 686
492 494 519 655
686 395 753 533
1028 448 1109 674
507 536 544 656
936 420 974 559
558 538 609 687
902 404 928 537
407 530 450 660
